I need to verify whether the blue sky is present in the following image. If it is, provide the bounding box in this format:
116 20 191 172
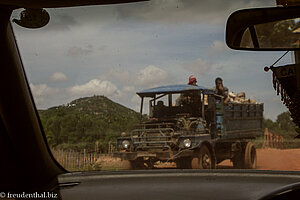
11 0 292 120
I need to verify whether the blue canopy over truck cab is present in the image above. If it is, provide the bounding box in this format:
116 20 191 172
137 84 215 121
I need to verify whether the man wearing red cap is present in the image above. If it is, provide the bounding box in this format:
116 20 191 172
188 75 197 86
175 75 199 106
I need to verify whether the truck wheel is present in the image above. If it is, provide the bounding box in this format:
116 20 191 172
191 145 212 169
175 157 192 169
233 142 257 169
244 142 257 169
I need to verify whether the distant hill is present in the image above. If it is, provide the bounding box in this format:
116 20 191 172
39 95 140 151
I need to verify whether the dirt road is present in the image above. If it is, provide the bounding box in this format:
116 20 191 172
97 148 300 171
219 148 300 171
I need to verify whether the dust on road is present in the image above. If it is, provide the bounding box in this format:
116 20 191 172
219 148 300 171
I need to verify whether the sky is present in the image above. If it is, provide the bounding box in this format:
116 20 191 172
11 0 293 121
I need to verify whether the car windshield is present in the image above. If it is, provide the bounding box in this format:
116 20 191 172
11 0 300 172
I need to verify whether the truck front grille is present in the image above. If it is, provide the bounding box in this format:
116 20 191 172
131 128 174 150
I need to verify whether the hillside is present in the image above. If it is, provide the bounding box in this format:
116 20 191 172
39 95 141 151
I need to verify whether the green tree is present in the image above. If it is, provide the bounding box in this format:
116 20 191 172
276 111 296 131
263 118 277 131
76 116 93 137
46 117 62 145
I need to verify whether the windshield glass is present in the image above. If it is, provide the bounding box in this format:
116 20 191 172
11 0 300 172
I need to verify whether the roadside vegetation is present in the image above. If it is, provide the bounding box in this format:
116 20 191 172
254 111 300 148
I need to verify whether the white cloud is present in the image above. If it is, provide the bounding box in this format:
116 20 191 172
183 58 213 77
50 72 67 82
29 83 60 108
137 65 169 87
211 40 228 52
30 83 58 97
68 79 121 97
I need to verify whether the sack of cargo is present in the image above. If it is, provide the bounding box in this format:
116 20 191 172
237 92 246 99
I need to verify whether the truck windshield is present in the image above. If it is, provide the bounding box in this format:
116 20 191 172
11 0 300 172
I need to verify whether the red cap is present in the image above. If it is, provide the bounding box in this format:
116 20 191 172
188 75 197 85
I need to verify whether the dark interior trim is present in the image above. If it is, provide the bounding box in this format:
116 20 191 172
0 0 149 8
0 6 65 191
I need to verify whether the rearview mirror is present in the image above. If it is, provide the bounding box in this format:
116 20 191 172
13 9 50 29
226 6 300 51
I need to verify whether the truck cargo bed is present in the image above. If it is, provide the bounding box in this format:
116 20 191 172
223 103 263 139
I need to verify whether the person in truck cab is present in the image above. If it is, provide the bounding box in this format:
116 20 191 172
174 76 202 116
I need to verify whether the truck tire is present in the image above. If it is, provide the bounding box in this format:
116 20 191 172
244 142 257 169
232 142 257 169
175 157 192 169
191 145 212 169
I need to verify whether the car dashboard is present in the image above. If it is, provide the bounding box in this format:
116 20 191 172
58 169 300 200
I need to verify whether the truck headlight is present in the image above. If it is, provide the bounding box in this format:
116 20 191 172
183 138 192 148
122 140 130 149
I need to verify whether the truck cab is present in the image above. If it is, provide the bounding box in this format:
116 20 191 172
144 84 217 133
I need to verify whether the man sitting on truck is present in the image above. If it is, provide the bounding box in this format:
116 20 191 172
213 77 230 103
188 75 198 86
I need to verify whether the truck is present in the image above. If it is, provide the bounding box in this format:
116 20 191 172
113 84 263 169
